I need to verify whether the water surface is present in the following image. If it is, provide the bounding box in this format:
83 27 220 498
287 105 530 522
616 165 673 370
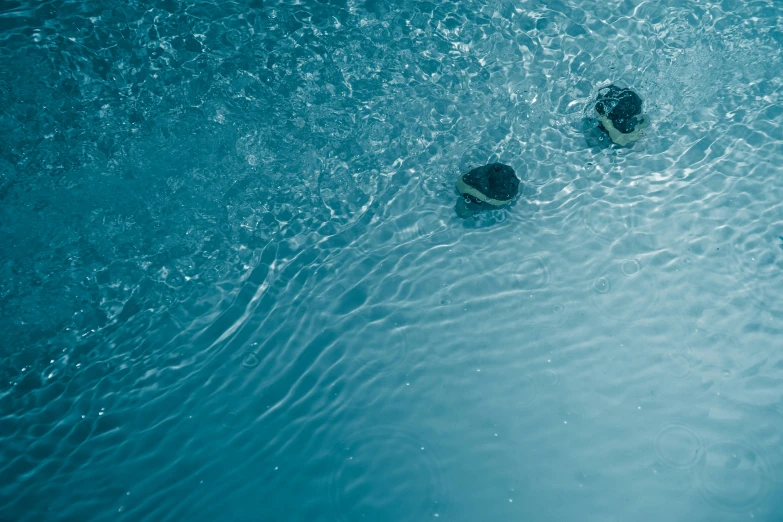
1 0 783 520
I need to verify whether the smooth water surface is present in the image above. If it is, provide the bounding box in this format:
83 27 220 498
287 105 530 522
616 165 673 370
1 0 783 520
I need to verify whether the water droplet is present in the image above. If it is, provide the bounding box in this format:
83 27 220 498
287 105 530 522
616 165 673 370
621 259 641 277
593 276 611 294
242 353 259 368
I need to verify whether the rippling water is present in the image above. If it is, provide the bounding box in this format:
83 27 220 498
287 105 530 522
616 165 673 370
2 0 783 520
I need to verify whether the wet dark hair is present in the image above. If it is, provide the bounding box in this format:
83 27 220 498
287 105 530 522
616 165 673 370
461 163 519 202
595 85 643 134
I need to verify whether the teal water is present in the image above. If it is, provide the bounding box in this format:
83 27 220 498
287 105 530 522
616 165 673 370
2 0 783 520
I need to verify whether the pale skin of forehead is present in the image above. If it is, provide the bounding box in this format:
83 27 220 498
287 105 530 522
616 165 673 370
596 111 649 146
456 174 513 207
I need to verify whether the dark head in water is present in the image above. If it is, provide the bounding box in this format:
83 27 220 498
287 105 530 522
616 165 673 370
594 84 648 146
455 163 520 218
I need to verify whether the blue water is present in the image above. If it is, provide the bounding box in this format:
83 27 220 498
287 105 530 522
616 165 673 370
2 0 783 520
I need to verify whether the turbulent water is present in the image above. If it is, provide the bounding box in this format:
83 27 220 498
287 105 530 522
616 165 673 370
1 0 783 520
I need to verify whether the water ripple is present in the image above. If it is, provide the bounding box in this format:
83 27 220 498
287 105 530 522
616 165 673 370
329 426 446 521
653 422 704 470
588 258 660 323
1 0 783 519
695 439 770 513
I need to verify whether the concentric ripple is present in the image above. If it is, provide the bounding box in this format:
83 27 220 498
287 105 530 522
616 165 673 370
329 427 445 522
515 373 540 408
240 352 259 369
526 298 578 330
582 200 639 242
663 352 691 378
695 440 770 512
730 230 783 318
592 276 611 294
620 259 641 277
507 255 551 292
653 423 703 470
588 260 660 323
538 369 559 387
